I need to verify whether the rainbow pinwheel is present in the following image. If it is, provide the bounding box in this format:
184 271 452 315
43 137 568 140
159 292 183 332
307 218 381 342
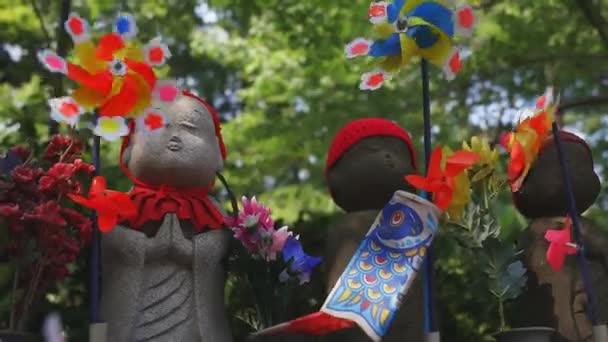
345 0 476 90
38 13 177 141
501 88 558 192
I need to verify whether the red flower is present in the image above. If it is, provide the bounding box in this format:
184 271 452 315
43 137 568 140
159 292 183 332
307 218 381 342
38 175 55 192
22 201 67 227
47 163 76 181
68 176 137 232
51 265 69 280
61 207 86 224
73 159 95 174
0 203 20 217
11 166 36 184
10 145 30 161
78 220 93 243
70 180 82 194
44 135 84 162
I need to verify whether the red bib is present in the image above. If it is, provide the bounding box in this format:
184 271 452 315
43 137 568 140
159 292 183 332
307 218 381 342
119 119 224 231
124 182 224 231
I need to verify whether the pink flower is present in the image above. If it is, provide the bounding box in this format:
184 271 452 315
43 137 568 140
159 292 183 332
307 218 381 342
267 226 292 261
226 196 292 261
242 196 274 229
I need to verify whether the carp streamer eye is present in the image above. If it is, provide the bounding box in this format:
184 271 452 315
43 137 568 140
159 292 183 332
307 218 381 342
395 18 409 32
390 210 405 226
110 58 127 76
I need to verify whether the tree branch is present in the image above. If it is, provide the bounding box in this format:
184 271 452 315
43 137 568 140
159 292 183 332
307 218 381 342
30 0 51 47
559 95 608 112
511 54 608 66
48 0 72 136
576 0 608 47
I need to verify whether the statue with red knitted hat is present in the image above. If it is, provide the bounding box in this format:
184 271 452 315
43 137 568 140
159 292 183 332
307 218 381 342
323 118 425 341
99 90 233 342
501 91 608 341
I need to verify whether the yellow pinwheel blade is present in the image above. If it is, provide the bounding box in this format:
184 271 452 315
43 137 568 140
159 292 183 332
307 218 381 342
71 86 106 110
400 0 453 17
74 42 105 73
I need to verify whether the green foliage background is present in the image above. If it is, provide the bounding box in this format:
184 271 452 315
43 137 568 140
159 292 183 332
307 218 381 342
0 0 607 340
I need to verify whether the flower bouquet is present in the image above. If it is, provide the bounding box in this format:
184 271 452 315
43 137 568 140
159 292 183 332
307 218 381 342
443 136 530 336
225 196 322 333
0 135 94 335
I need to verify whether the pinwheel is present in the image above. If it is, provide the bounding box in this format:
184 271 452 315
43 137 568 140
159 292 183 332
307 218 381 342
38 12 177 141
544 216 577 271
68 176 137 232
345 0 476 90
501 88 557 192
405 146 480 210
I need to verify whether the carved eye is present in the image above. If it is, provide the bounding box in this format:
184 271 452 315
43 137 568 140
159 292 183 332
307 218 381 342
390 210 404 226
395 18 409 32
110 58 127 76
179 121 197 129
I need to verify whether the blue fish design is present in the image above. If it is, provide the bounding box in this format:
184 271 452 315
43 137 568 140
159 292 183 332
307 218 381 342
322 197 435 340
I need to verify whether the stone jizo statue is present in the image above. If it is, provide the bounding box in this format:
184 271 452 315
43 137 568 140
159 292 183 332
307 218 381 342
99 91 233 342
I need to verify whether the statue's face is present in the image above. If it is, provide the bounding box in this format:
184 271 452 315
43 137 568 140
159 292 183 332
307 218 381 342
514 140 600 218
124 95 223 188
327 136 417 212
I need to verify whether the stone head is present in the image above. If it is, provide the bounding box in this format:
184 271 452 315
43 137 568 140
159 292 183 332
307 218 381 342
325 118 418 212
513 131 600 218
121 91 226 189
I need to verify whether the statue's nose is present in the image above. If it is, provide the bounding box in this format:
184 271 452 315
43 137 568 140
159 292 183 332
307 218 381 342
169 136 182 144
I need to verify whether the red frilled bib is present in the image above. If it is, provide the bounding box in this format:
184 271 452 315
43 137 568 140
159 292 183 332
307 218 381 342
117 91 226 231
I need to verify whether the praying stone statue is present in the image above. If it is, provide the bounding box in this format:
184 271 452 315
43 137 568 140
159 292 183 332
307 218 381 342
323 118 425 341
99 91 233 342
510 131 608 342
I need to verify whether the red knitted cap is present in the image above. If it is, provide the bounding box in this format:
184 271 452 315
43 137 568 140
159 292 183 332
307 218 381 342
325 118 417 173
540 130 591 156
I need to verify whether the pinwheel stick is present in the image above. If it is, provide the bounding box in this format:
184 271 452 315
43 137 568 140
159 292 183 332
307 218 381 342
420 59 438 338
551 122 601 330
89 112 102 323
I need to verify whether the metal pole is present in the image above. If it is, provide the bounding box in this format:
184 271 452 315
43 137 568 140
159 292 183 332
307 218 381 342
90 114 101 323
550 122 607 342
88 114 108 342
421 59 439 341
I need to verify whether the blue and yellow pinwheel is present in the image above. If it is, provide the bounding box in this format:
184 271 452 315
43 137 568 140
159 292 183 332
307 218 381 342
345 0 476 90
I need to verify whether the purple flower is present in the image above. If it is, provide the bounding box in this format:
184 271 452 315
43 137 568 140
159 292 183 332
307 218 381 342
279 236 322 284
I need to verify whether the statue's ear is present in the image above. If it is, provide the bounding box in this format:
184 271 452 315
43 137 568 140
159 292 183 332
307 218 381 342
214 136 224 171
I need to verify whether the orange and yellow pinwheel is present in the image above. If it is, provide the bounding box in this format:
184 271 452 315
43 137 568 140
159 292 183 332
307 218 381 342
501 88 558 192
